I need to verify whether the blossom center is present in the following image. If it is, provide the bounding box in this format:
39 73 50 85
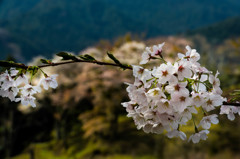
207 99 212 105
162 70 168 76
178 65 184 72
138 68 144 75
153 90 159 96
156 50 162 55
174 84 180 91
180 96 186 102
213 80 216 86
194 95 201 102
27 87 33 91
5 75 10 81
163 101 169 108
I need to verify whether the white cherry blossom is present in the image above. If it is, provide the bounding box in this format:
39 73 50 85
132 65 152 84
134 115 147 130
140 47 152 65
40 74 58 90
191 92 205 107
151 43 165 56
0 71 14 90
165 81 189 95
146 87 166 104
178 45 200 63
17 95 36 107
152 62 175 84
15 74 28 86
209 71 220 87
151 124 164 134
121 101 137 117
202 94 224 112
21 84 42 96
180 106 198 124
174 61 192 80
143 123 154 133
170 91 192 113
0 86 19 101
9 68 28 86
188 130 209 143
140 43 165 65
220 106 239 121
198 114 219 129
156 99 173 114
167 130 187 140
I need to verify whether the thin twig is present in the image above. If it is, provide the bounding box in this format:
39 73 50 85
0 59 133 70
0 61 28 69
39 59 132 70
222 101 240 107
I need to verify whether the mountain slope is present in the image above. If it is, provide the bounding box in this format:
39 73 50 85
0 0 240 61
186 17 240 44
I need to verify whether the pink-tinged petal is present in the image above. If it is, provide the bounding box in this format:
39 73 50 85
179 131 187 140
227 113 235 121
192 134 200 143
200 74 208 82
178 53 185 59
211 115 219 124
143 124 152 133
152 124 164 134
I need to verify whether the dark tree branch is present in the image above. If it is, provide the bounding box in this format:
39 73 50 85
0 59 132 70
38 59 132 70
222 101 240 107
0 61 28 69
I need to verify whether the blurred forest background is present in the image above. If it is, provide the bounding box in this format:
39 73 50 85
1 0 240 159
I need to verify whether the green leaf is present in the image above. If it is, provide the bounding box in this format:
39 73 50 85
13 69 23 80
107 52 121 65
229 90 240 102
40 59 52 64
78 54 96 61
0 60 26 68
230 90 240 96
27 66 39 77
56 52 79 61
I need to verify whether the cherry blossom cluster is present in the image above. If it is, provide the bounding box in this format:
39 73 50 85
0 68 58 107
122 43 227 143
220 105 240 121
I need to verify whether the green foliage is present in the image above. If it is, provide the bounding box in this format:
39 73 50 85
27 66 39 75
40 59 52 64
229 90 240 102
187 17 240 44
0 60 25 69
56 52 79 61
106 52 132 70
107 52 121 65
0 97 54 158
78 54 96 61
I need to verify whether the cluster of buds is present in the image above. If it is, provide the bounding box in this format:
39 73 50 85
0 67 58 107
122 43 227 143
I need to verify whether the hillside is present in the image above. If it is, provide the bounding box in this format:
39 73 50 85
0 0 240 61
187 17 240 44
